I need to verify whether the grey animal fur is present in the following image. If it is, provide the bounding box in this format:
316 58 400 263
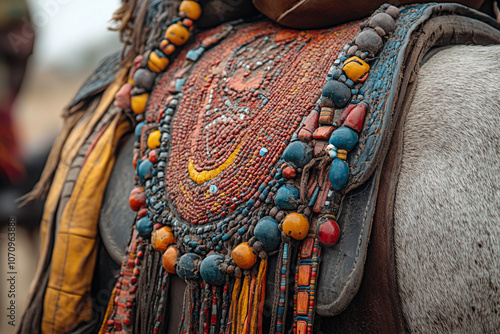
394 45 500 333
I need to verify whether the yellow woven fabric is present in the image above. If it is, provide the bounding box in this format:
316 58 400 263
41 111 130 333
250 259 267 334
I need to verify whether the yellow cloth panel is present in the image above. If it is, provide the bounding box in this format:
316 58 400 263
41 113 130 334
29 69 127 299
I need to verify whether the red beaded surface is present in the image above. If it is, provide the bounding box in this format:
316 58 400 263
146 22 360 224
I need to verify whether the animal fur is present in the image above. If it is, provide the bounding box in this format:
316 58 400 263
394 45 500 333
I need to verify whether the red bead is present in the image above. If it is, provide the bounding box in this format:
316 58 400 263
138 208 148 218
318 218 341 247
129 187 146 211
149 150 158 163
344 103 367 132
282 166 296 179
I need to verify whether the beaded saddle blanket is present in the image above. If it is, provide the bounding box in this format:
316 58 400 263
18 2 500 334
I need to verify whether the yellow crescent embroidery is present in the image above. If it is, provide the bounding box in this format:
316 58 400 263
188 140 244 184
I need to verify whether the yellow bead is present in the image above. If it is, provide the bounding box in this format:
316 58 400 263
151 226 176 252
342 56 370 82
282 213 309 240
337 149 348 160
147 130 162 149
165 23 190 46
231 242 257 269
179 1 202 20
162 246 179 274
148 50 170 73
131 93 149 114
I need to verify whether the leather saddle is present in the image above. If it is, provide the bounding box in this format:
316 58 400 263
73 3 500 333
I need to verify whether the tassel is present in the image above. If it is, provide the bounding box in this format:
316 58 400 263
227 277 241 334
210 285 220 334
220 278 231 334
236 275 251 333
241 273 257 334
250 259 268 334
272 242 292 334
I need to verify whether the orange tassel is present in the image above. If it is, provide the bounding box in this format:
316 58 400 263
251 259 267 334
228 278 241 334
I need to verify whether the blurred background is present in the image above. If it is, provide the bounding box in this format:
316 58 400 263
1 0 121 332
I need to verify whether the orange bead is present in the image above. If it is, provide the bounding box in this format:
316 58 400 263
147 130 161 149
148 50 170 73
165 23 190 46
231 242 257 269
179 1 202 20
162 246 179 274
159 39 176 55
152 226 176 252
282 213 309 240
131 93 149 114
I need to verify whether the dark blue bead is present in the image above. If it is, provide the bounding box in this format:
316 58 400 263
137 217 153 238
200 254 225 285
242 209 249 216
177 253 201 280
238 227 245 235
246 199 255 208
222 234 229 241
282 141 313 168
329 126 359 151
275 185 300 210
254 217 281 251
329 158 350 190
321 80 351 108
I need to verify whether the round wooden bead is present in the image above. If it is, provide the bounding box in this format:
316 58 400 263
179 1 202 20
162 246 179 274
200 254 225 285
369 13 396 34
231 242 258 269
321 80 351 108
318 217 340 247
129 187 146 211
137 217 153 238
355 30 383 57
282 141 313 168
177 253 201 280
133 68 156 90
282 213 309 240
151 226 176 252
329 158 349 190
165 23 190 46
131 93 149 114
148 49 170 73
254 217 281 251
147 130 162 149
342 56 370 82
275 185 300 210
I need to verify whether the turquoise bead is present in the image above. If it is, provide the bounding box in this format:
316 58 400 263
329 158 349 190
199 254 225 285
137 159 153 182
135 121 146 140
254 217 281 251
275 185 300 210
282 141 313 168
329 126 359 151
177 253 201 280
137 217 153 237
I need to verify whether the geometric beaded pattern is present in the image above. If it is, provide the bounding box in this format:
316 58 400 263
146 22 360 225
